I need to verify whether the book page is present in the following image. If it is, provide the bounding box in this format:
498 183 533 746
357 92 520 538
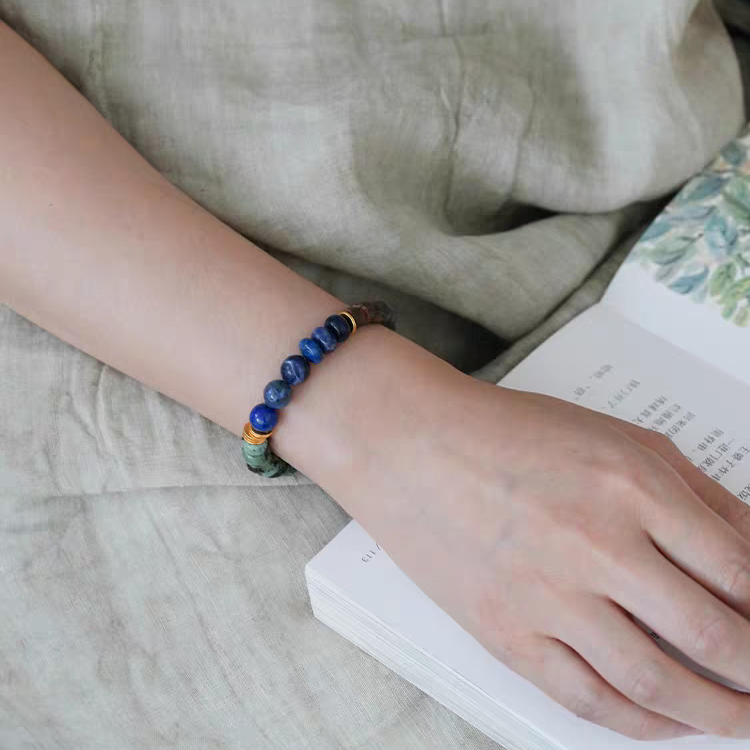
602 127 750 386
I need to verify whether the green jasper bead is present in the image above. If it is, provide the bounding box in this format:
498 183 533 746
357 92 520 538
242 441 268 461
242 439 291 478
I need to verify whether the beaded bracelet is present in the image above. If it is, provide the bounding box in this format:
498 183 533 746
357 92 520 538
242 300 397 478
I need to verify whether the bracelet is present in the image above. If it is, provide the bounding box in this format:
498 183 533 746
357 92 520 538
242 300 397 478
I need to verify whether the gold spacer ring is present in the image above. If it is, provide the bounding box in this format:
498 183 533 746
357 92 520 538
243 422 271 445
339 310 357 334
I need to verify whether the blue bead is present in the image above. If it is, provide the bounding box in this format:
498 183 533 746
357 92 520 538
299 338 324 363
325 314 350 343
249 403 278 433
281 355 310 385
263 379 292 408
311 326 337 353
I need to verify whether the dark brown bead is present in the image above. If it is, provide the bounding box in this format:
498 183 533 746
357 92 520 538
345 300 397 331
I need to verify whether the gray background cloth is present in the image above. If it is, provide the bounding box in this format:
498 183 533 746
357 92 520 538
0 1 748 748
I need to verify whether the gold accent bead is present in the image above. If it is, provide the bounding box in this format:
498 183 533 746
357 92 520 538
339 310 357 334
243 422 271 445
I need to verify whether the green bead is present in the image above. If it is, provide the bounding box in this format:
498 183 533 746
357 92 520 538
242 441 268 460
242 439 292 478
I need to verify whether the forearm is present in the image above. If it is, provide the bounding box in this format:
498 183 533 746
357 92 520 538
0 21 464 495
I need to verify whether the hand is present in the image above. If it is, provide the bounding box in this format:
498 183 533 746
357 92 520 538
285 328 750 740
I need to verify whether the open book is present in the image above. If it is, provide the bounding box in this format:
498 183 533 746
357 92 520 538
305 126 750 749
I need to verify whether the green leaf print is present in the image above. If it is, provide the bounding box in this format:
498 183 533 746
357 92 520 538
722 141 747 166
723 198 750 228
648 239 696 266
724 176 750 213
680 174 726 202
639 220 672 242
691 284 708 304
668 266 709 294
735 306 750 327
722 276 750 305
666 205 714 222
705 212 738 256
723 300 738 319
708 261 737 296
654 262 680 283
636 130 750 329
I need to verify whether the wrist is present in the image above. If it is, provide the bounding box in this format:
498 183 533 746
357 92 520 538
271 322 467 494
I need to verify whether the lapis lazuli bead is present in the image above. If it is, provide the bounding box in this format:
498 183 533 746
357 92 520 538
311 326 337 353
264 379 292 408
281 355 310 386
299 338 324 364
325 314 350 343
249 403 278 433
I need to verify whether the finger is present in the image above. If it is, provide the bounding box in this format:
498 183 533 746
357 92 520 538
560 596 750 738
683 466 750 536
629 426 750 541
614 542 750 698
611 424 750 617
639 459 750 617
502 635 699 740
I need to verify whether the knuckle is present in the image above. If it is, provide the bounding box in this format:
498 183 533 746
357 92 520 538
601 454 658 503
622 661 665 707
648 430 676 452
685 613 737 663
591 460 643 500
633 426 681 461
720 558 750 602
565 680 610 724
488 630 539 668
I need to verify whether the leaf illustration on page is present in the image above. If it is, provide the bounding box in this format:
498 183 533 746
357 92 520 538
705 213 738 256
640 220 672 242
668 265 709 295
709 261 737 297
625 127 750 328
649 239 696 266
722 141 747 166
735 306 750 326
679 174 725 203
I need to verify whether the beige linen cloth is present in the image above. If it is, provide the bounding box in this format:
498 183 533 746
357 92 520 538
0 2 747 748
